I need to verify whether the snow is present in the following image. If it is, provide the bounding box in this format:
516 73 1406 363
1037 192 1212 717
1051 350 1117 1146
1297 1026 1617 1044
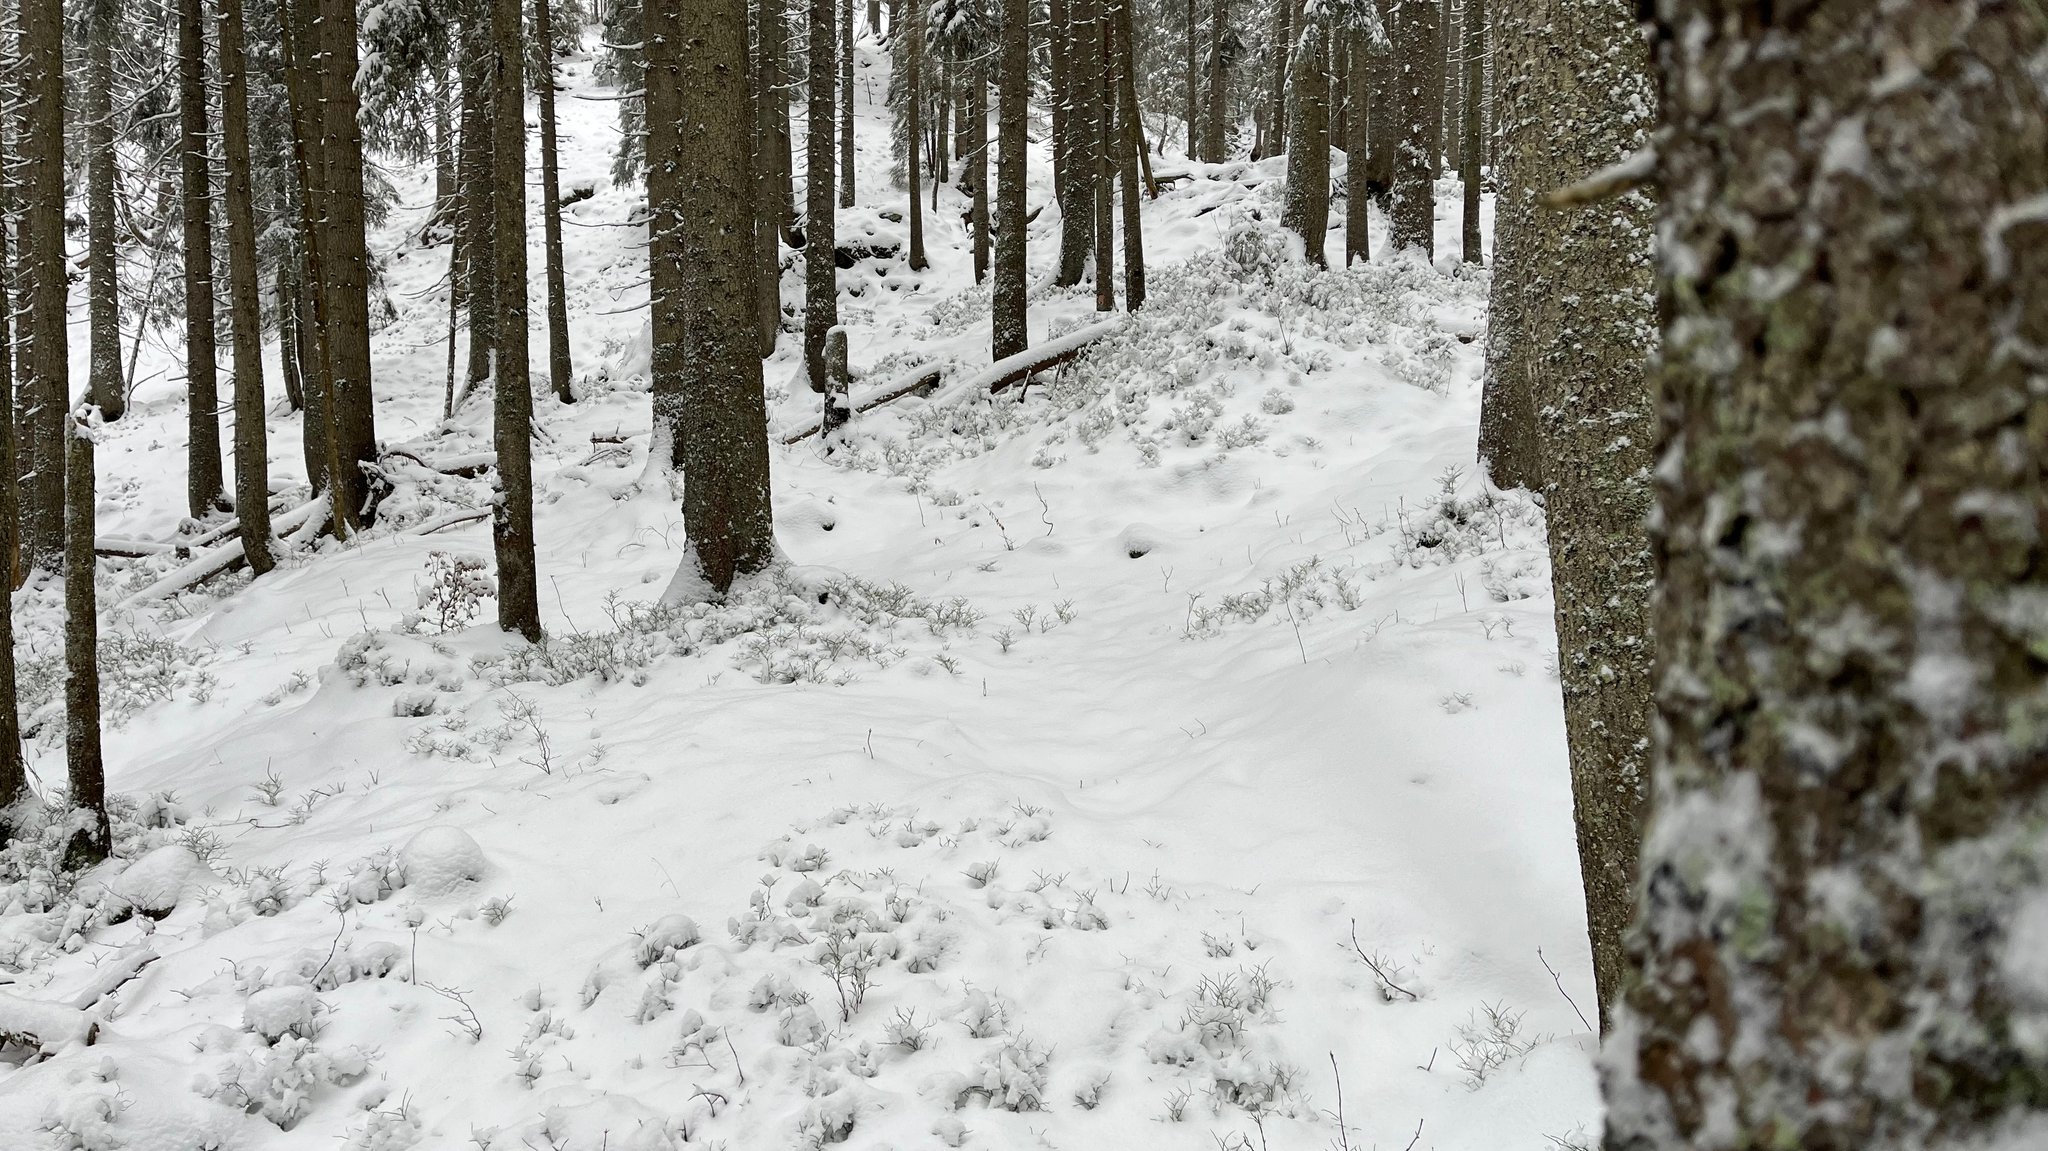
0 22 1594 1151
110 844 216 914
398 826 488 896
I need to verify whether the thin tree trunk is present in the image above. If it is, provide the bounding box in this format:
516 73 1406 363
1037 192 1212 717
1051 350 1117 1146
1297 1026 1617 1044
86 0 125 423
220 0 275 576
678 0 777 591
1255 0 1289 159
460 5 499 392
902 0 928 269
645 0 687 470
17 0 66 573
1343 30 1370 264
1609 3 2047 1142
969 58 990 284
493 0 541 640
1048 0 1068 200
182 0 228 518
806 0 845 383
1092 5 1113 312
1183 0 1196 156
537 0 575 403
991 0 1029 360
1281 17 1329 266
766 0 798 245
753 0 783 353
839 0 855 206
433 70 457 233
63 412 109 868
0 113 21 816
931 54 950 186
1112 0 1144 309
1458 0 1481 263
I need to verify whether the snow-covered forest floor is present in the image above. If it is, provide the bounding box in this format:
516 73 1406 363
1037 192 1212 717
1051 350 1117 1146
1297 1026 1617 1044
0 28 1600 1151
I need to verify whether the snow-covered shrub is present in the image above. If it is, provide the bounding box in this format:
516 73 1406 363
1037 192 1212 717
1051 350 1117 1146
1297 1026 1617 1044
398 826 487 896
415 551 493 634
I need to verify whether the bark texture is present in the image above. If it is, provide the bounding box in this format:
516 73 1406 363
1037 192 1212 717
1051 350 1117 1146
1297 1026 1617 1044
1485 0 1655 1030
1281 17 1329 267
1386 0 1437 256
86 0 125 423
1457 0 1481 263
182 0 228 518
806 0 844 382
0 109 20 812
64 414 110 868
1342 29 1370 264
1201 0 1228 162
839 0 855 207
1472 0 1538 490
1607 3 2048 1147
1055 0 1100 286
493 0 541 640
16 0 66 572
220 0 275 576
538 0 576 403
991 0 1030 360
679 0 778 591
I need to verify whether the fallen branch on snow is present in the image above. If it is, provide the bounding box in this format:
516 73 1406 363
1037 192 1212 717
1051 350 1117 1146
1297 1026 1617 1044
118 495 330 608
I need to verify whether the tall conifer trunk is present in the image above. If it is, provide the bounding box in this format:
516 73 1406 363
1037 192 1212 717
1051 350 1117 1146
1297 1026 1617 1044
181 0 228 518
806 0 843 382
220 0 274 575
17 0 66 572
86 0 124 423
991 0 1030 360
537 0 576 403
493 0 541 640
1281 17 1329 266
64 411 109 868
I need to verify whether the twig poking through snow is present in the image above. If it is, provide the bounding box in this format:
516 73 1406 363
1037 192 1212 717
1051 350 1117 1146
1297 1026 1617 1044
1538 946 1593 1033
1348 919 1418 1001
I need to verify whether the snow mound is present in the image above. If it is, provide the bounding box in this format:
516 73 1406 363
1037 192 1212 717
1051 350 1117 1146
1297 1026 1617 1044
113 845 217 915
243 985 318 1040
398 826 487 896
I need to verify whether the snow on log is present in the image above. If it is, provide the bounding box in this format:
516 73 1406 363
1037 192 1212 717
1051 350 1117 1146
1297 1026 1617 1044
119 495 329 608
94 537 177 559
0 993 93 1053
950 317 1126 398
381 448 496 478
783 364 945 444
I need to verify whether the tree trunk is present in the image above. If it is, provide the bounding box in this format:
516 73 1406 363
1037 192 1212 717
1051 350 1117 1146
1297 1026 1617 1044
1457 0 1481 263
1048 0 1068 200
0 115 21 815
753 0 784 354
866 0 879 34
1183 0 1197 156
1056 0 1099 286
1363 0 1395 209
1436 0 1454 175
969 58 990 284
645 0 687 470
1092 6 1113 312
460 5 500 393
1387 0 1436 257
17 0 66 573
493 0 541 641
434 71 457 233
1281 18 1329 266
901 1 928 269
220 0 275 576
1113 0 1144 310
807 0 845 382
1202 0 1227 162
86 0 125 424
182 0 228 519
766 0 798 245
991 0 1029 360
312 0 378 530
1343 30 1370 265
678 0 778 592
1473 0 1534 488
1482 0 1653 1030
63 412 109 869
537 0 576 403
1608 3 2048 1145
839 0 855 207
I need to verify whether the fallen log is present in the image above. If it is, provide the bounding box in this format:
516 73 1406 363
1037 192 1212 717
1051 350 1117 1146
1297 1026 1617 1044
782 364 945 444
119 495 329 608
972 317 1127 396
381 448 496 478
408 509 492 536
95 537 177 559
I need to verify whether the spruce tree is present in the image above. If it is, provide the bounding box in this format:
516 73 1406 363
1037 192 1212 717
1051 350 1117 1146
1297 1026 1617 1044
1280 9 1329 266
86 0 126 423
806 0 843 384
182 0 229 518
1385 0 1435 256
990 0 1029 360
493 0 542 640
18 0 68 572
537 0 576 403
220 0 275 575
677 0 778 590
63 410 110 869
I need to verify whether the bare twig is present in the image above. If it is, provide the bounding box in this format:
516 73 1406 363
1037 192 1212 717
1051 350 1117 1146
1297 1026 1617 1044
1403 1118 1425 1151
1348 919 1418 1001
1538 946 1594 1033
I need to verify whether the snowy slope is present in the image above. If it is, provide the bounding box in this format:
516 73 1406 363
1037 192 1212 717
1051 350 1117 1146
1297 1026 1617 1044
0 28 1599 1151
